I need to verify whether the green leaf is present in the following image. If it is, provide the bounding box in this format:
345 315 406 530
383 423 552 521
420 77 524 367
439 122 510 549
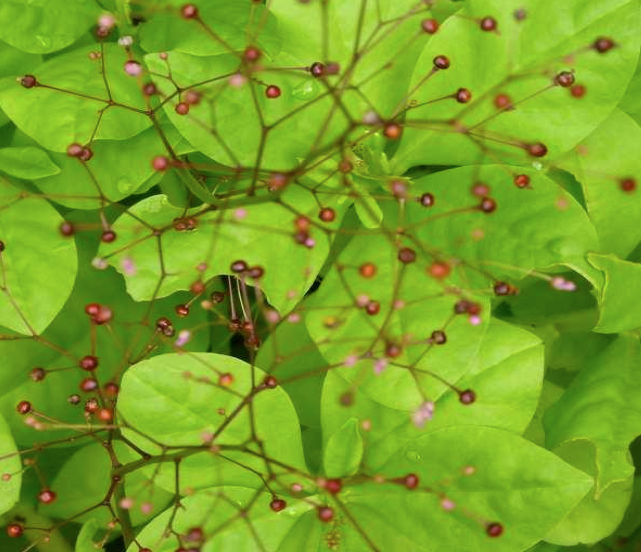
75 519 103 552
139 0 281 57
320 320 544 467
588 253 641 333
304 229 491 411
0 187 77 334
353 179 384 229
392 0 641 172
44 442 172 526
0 412 20 515
144 51 350 169
117 353 307 493
0 146 60 179
543 335 641 495
544 440 633 546
408 165 601 286
0 0 100 54
0 44 150 152
99 187 334 313
560 109 641 258
323 418 363 478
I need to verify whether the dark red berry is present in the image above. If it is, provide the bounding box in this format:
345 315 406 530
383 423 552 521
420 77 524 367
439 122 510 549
79 147 93 162
60 221 76 237
79 355 99 371
419 192 435 207
318 506 334 522
264 375 278 389
454 300 471 314
67 143 83 157
479 197 497 213
555 71 575 87
431 330 447 344
270 498 286 512
244 46 261 63
514 174 530 188
20 75 37 88
325 479 342 494
398 247 416 264
493 281 511 295
338 159 353 173
156 317 172 330
248 266 264 279
459 389 476 404
181 4 198 19
143 82 157 96
421 19 439 34
404 473 419 489
365 301 380 315
455 88 472 103
175 102 189 115
30 367 46 382
185 527 204 542
593 37 615 53
16 401 31 415
231 260 248 273
38 489 57 504
84 398 100 414
7 523 23 538
310 62 326 77
319 208 335 222
265 85 281 99
385 342 402 358
104 382 120 396
101 230 116 243
526 142 548 157
175 304 190 317
620 178 636 193
480 17 497 32
486 522 504 537
433 55 450 70
80 378 99 392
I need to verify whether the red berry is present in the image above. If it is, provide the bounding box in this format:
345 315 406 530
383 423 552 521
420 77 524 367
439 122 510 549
620 178 636 193
80 378 99 392
455 88 472 103
79 147 93 162
30 367 46 382
479 197 497 213
38 489 57 504
318 506 334 522
494 93 512 110
570 84 586 98
459 389 476 404
175 304 190 317
143 82 157 96
20 75 37 88
593 37 615 53
270 498 286 512
526 142 548 157
365 301 380 315
359 263 376 278
325 479 342 494
431 330 447 344
486 522 504 537
310 62 325 77
264 375 278 388
514 174 530 188
7 523 23 538
383 123 402 139
79 355 99 371
433 55 450 70
181 4 198 19
101 230 116 243
244 46 262 62
152 156 170 171
419 192 435 207
84 303 100 316
265 85 281 99
60 221 75 237
555 71 575 87
67 143 83 157
319 208 335 222
398 247 416 264
16 401 31 415
175 102 189 115
421 19 439 34
479 17 497 32
404 473 419 489
428 261 450 279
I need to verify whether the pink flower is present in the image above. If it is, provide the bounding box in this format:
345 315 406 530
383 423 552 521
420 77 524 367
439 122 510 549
412 401 435 429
